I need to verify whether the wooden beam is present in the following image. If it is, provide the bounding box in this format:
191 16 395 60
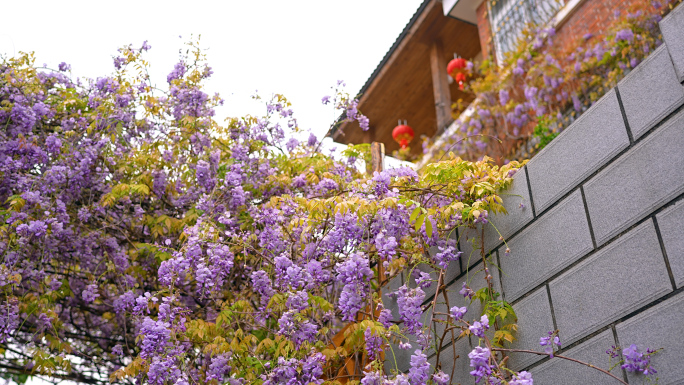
370 142 385 173
335 0 441 137
429 39 452 132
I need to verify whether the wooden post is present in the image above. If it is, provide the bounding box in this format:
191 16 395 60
370 141 385 173
430 40 453 133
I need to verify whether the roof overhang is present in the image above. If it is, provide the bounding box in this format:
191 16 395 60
331 0 481 155
442 0 484 25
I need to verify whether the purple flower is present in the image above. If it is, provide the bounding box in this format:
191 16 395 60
58 62 71 72
372 171 392 196
540 330 561 357
509 371 533 385
361 371 384 385
138 317 171 358
307 133 318 147
336 253 373 320
450 306 467 321
112 344 124 356
82 284 100 303
286 290 309 311
396 284 425 334
434 245 461 269
499 89 510 106
468 346 491 383
615 29 635 43
432 371 449 385
364 327 383 360
286 137 299 153
207 353 232 382
415 271 432 289
277 310 318 347
321 95 331 104
408 350 430 385
460 282 475 299
167 62 186 83
0 299 19 343
378 308 393 328
358 114 370 130
573 94 582 112
622 344 657 375
469 315 489 338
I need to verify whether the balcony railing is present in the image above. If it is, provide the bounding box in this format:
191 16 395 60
490 0 563 62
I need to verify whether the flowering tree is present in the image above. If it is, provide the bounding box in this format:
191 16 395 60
0 38 659 385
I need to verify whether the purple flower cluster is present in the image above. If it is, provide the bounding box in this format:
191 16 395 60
468 346 492 383
262 353 326 385
335 253 373 321
621 344 657 375
396 284 425 335
469 315 489 338
450 306 467 321
540 330 561 357
364 327 383 360
408 350 431 385
509 371 533 385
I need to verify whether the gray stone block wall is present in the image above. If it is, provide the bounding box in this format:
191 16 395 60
385 8 684 383
661 0 684 82
656 199 684 288
549 220 672 345
583 107 684 246
617 45 684 139
499 190 593 302
530 330 623 385
526 90 629 213
616 294 684 384
507 287 555 371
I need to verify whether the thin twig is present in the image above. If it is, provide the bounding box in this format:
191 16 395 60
492 348 628 385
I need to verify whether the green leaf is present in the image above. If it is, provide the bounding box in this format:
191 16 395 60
414 214 425 232
425 217 433 238
409 207 421 223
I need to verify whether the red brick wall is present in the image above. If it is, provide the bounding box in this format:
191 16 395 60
476 2 494 60
475 0 655 62
553 0 653 55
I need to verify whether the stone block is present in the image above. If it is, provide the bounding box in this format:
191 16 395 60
584 109 684 246
618 45 684 139
384 307 436 373
656 199 684 288
500 191 593 302
527 90 629 213
429 336 472 384
458 168 534 264
530 330 623 385
484 167 534 247
507 287 555 372
549 220 672 345
445 266 502 323
660 3 684 82
411 262 440 303
616 292 684 385
426 266 502 340
382 273 405 323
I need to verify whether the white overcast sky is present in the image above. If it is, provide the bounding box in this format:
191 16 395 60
1 0 424 150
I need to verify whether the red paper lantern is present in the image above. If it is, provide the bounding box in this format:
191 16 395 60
447 57 469 90
454 72 466 90
392 122 414 149
447 57 467 77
